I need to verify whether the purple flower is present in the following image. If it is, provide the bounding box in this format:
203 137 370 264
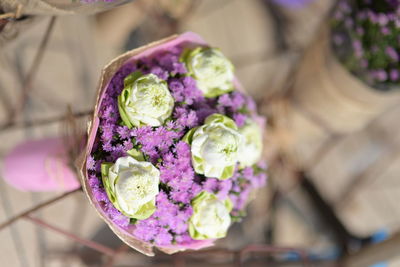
360 59 368 68
356 27 364 36
88 41 267 247
381 27 390 35
116 126 131 139
374 70 388 81
390 69 399 81
149 66 169 80
218 94 232 107
385 47 399 61
155 228 173 246
352 40 363 58
169 76 203 105
233 113 247 127
157 52 187 75
87 156 96 171
345 18 354 28
231 92 246 109
203 178 219 192
333 34 344 45
378 14 389 26
174 107 199 129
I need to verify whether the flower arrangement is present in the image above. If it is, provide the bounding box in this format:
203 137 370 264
331 0 400 90
80 32 267 254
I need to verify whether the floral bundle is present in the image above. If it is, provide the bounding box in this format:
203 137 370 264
331 0 400 90
79 32 267 255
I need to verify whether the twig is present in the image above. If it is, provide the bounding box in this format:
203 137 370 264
0 180 30 267
239 244 310 266
6 16 56 127
343 230 400 267
0 109 92 132
0 188 81 231
23 214 116 256
0 4 23 20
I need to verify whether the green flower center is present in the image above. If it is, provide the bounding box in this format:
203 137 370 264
152 93 165 107
221 143 237 157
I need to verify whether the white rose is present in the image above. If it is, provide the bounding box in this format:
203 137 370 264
238 119 263 167
118 72 174 128
183 114 243 180
189 191 232 240
101 156 160 219
182 47 234 98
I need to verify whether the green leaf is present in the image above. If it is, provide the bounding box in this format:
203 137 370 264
126 148 145 161
129 199 157 220
224 197 233 212
101 162 116 203
188 223 209 240
205 113 237 130
182 127 198 144
204 86 234 98
123 71 142 88
191 191 209 207
118 92 133 128
220 165 235 180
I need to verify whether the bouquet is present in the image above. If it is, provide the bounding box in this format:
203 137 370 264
331 0 400 90
78 32 267 255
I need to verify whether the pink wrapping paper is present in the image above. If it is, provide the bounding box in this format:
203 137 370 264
77 32 265 256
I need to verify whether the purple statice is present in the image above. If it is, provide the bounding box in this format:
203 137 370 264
203 178 219 192
173 107 199 129
217 91 246 113
86 155 96 171
233 113 247 127
331 0 400 90
169 76 204 105
88 41 267 248
148 66 169 80
390 69 399 81
158 142 201 205
157 50 187 76
203 178 233 200
133 191 194 245
386 47 399 62
88 174 130 227
116 125 131 140
228 164 268 217
132 126 182 162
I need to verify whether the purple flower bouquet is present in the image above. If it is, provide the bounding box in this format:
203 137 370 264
78 32 267 255
331 0 400 91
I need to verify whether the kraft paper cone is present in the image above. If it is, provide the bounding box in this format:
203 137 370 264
1 0 132 16
77 32 220 256
77 31 267 255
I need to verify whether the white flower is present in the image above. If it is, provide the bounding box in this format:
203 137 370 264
101 156 160 219
182 47 234 98
184 114 243 180
238 119 263 167
118 73 174 128
189 191 232 240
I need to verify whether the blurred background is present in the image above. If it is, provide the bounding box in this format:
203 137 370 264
0 0 400 266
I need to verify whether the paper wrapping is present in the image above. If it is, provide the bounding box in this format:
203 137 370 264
76 32 266 256
0 0 132 15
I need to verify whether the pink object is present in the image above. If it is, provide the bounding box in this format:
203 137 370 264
3 137 80 192
84 32 214 254
83 32 265 253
